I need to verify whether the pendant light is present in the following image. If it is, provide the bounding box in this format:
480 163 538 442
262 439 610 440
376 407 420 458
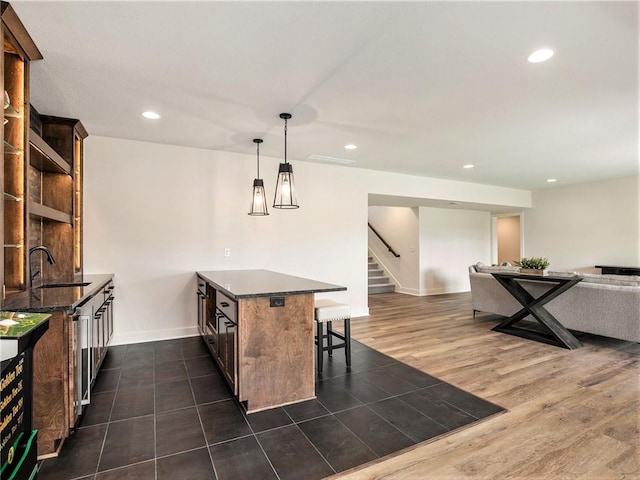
248 138 269 216
273 113 299 209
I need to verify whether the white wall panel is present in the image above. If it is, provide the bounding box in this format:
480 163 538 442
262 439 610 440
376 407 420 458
84 136 533 344
524 176 640 273
419 207 491 294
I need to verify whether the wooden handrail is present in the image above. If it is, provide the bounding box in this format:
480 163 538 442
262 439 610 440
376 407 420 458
368 223 400 258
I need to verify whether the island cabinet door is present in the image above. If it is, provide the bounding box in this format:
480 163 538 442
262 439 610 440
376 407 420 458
196 277 207 335
238 294 315 413
198 282 217 359
219 317 237 394
215 290 238 394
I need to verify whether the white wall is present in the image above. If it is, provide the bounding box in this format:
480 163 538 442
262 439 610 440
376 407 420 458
419 207 491 294
368 206 420 294
523 176 640 273
84 135 531 345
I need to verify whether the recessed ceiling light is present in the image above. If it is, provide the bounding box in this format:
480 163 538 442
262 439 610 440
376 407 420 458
344 144 357 150
547 178 557 183
463 164 474 169
142 111 160 120
528 49 554 63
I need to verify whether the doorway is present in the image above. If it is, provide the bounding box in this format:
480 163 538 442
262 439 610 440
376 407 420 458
493 214 522 265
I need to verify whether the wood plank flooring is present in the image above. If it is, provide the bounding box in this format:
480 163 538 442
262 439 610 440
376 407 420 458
331 292 639 480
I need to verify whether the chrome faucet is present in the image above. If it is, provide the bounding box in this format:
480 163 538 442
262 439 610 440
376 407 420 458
29 246 56 288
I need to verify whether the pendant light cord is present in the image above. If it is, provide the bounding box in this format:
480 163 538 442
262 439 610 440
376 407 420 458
284 117 288 164
256 141 260 178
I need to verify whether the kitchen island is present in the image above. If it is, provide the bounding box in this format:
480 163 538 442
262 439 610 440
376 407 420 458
196 270 346 413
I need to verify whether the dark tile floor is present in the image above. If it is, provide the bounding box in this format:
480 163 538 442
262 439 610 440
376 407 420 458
37 336 505 480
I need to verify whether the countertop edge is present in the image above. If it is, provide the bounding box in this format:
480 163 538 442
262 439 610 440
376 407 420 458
1 273 114 313
197 270 347 300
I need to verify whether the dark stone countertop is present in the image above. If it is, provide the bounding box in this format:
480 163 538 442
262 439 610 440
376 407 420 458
197 270 346 300
1 273 114 313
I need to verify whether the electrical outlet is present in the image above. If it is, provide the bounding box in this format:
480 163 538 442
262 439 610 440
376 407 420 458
224 248 231 257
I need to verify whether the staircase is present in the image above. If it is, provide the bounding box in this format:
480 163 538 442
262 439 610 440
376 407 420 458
368 256 395 294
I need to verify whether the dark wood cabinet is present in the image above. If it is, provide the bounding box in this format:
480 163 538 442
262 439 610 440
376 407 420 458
196 277 238 396
32 277 114 457
1 1 42 302
1 2 105 459
38 115 87 276
28 114 87 283
2 3 86 304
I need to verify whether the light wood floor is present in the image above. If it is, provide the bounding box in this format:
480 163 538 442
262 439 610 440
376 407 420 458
331 292 639 480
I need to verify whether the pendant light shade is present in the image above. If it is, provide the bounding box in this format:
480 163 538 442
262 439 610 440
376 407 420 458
249 138 269 216
273 113 299 209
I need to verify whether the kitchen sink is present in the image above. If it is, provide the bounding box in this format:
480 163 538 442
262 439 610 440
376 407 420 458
39 282 91 288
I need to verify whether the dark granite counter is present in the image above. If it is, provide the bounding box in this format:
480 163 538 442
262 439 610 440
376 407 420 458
1 274 114 313
197 270 345 299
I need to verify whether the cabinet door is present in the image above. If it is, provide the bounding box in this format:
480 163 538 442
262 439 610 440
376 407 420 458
91 306 101 380
196 280 205 334
105 284 114 343
222 318 237 395
217 310 227 367
219 315 238 395
203 284 218 357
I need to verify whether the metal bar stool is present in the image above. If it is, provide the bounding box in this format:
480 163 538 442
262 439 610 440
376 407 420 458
314 299 351 373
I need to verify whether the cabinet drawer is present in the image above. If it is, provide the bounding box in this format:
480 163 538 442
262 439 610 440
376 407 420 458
216 291 237 323
204 322 219 355
197 279 207 296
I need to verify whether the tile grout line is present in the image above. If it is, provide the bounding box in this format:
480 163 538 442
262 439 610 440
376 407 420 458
92 351 124 478
288 419 337 475
243 421 282 480
38 337 507 480
185 345 221 480
153 346 158 480
336 402 415 454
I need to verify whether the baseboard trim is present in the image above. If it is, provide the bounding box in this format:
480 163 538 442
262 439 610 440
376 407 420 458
111 326 200 346
396 286 421 296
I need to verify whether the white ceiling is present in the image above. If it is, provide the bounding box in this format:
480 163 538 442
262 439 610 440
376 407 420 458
12 1 639 192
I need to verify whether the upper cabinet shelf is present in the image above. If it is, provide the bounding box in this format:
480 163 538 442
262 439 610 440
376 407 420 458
3 139 21 155
29 128 71 174
29 202 72 224
4 103 21 118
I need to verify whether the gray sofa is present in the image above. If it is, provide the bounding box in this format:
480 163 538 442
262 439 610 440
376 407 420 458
469 263 640 343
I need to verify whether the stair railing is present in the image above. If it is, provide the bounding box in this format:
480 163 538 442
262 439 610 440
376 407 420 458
368 223 400 258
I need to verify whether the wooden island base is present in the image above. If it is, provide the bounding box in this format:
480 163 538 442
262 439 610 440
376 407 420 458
196 270 346 413
239 295 315 413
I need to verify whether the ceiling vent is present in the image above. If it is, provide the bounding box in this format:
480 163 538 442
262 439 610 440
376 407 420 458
306 154 357 165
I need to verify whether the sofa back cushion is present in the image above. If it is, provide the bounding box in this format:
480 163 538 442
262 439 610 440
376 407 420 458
578 273 640 287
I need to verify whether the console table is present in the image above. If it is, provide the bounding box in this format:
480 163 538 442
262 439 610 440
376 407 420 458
595 265 640 276
490 273 583 349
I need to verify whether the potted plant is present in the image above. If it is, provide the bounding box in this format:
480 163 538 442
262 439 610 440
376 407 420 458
515 257 550 276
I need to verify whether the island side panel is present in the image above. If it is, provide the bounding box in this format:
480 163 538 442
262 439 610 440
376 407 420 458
238 294 315 413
